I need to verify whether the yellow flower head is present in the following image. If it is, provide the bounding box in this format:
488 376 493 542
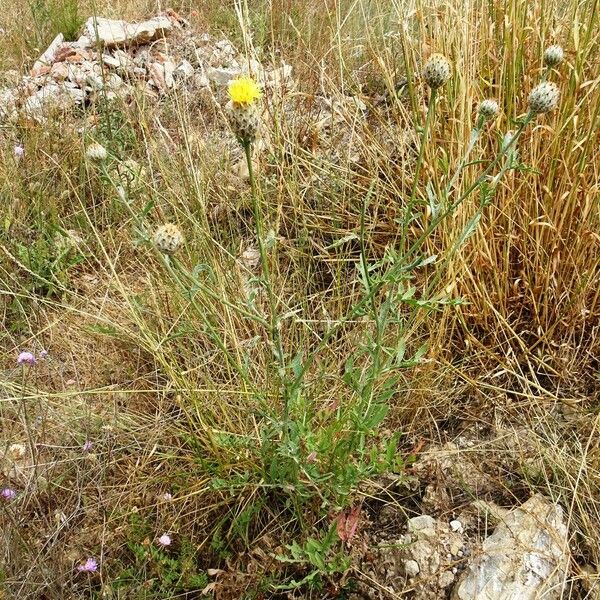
228 77 261 106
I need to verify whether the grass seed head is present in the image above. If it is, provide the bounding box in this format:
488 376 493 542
423 54 452 89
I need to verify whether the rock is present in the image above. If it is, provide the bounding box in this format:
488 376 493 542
407 515 437 534
266 62 293 88
439 571 455 588
174 59 194 79
112 49 134 70
207 66 240 86
84 15 172 47
450 520 464 533
404 559 420 577
30 65 51 78
53 45 77 63
50 62 70 80
32 33 64 70
0 88 18 120
102 54 122 68
470 500 510 523
192 72 210 89
452 494 568 600
23 81 86 118
148 61 175 91
75 35 91 49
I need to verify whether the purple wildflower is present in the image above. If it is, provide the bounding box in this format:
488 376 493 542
1 487 17 501
14 145 24 160
17 351 36 366
39 350 49 359
157 533 172 547
82 440 93 452
161 492 173 501
77 558 98 573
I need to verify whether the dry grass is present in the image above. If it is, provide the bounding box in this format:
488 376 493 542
0 0 599 598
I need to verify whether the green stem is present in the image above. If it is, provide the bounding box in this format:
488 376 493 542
288 114 534 399
402 88 437 244
243 142 289 429
445 115 485 195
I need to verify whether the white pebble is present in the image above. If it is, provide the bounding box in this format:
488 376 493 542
450 519 464 533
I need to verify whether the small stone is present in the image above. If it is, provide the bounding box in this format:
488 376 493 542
50 62 69 80
148 61 175 91
174 59 194 79
404 560 420 577
450 520 463 533
102 54 122 68
32 33 64 70
75 35 91 48
407 515 437 533
439 571 455 588
207 66 240 86
30 66 51 78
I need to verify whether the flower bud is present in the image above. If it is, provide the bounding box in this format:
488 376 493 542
423 54 452 89
478 99 499 120
528 82 560 114
226 100 260 144
85 142 108 162
543 45 564 68
153 224 184 255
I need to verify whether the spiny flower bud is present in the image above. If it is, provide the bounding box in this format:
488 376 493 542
85 142 108 162
478 99 499 120
423 54 452 89
543 45 564 68
226 100 260 144
528 82 560 114
153 223 184 255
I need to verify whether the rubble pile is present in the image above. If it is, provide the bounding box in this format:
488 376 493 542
0 12 292 122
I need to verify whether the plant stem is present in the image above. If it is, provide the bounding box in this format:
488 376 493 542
243 142 289 429
402 87 437 244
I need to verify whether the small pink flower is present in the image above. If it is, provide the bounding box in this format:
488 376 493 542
17 351 36 366
39 350 49 359
77 558 98 573
14 145 24 160
82 440 93 452
306 451 317 463
161 492 173 501
157 533 171 547
1 488 17 500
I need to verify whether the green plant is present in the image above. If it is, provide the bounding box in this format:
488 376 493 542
27 0 84 45
11 226 84 297
87 39 564 591
275 523 351 591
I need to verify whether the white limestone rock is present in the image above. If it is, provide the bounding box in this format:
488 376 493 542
452 495 569 600
84 16 172 47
